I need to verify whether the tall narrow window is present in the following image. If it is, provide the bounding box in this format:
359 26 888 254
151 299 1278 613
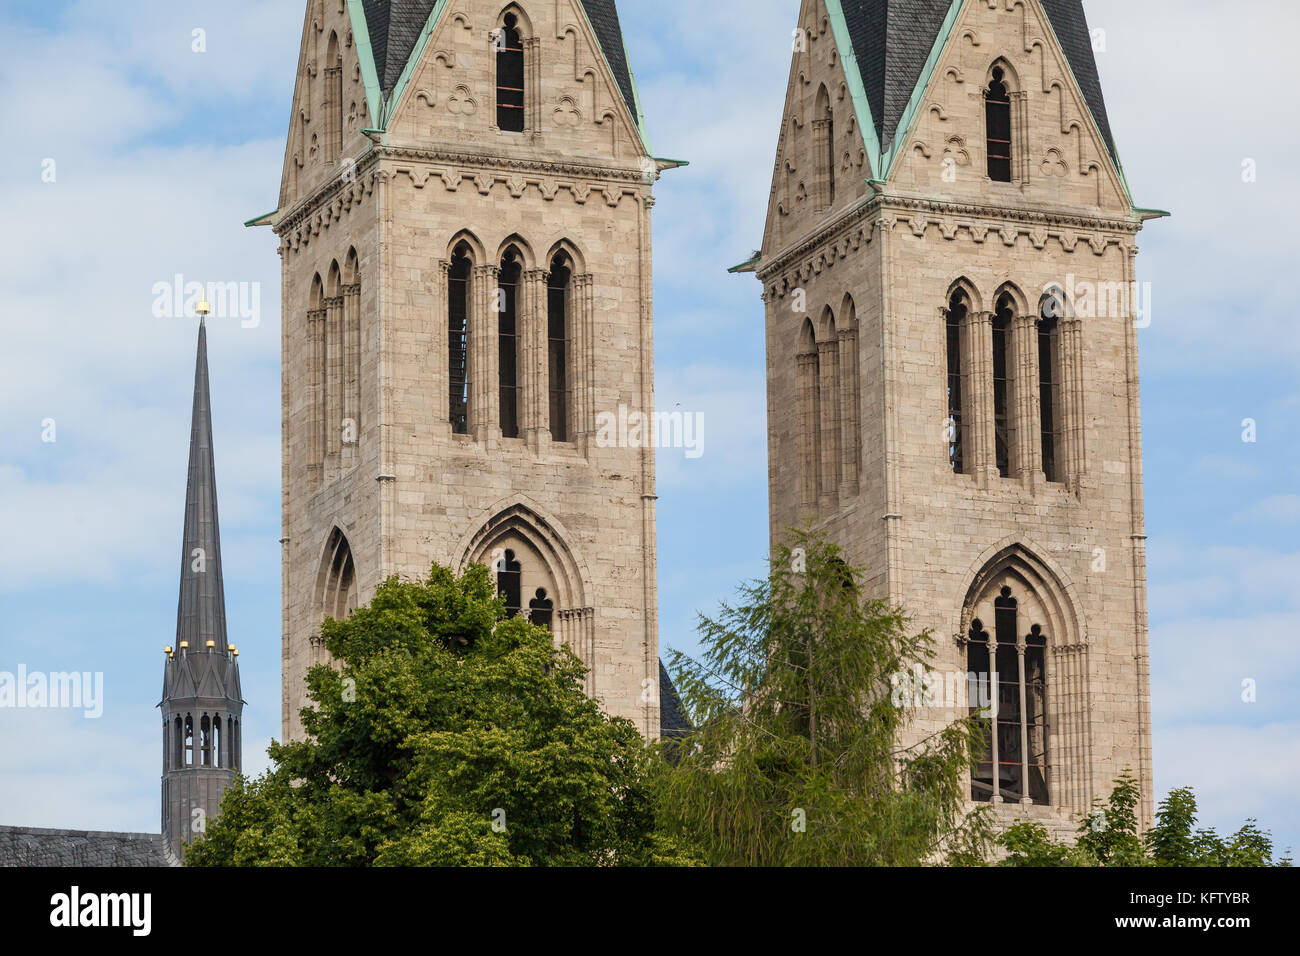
212 716 222 769
496 13 525 132
945 292 966 474
184 715 194 767
814 85 834 209
548 254 571 442
173 716 183 770
499 252 521 439
1038 295 1062 483
968 586 1050 805
992 294 1013 477
529 588 554 630
985 66 1012 182
497 550 522 616
448 245 472 435
200 715 211 767
325 32 343 163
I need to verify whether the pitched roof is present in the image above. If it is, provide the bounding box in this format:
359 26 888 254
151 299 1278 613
833 0 1117 171
659 660 692 740
174 319 228 655
0 826 176 867
362 0 438 93
358 0 640 124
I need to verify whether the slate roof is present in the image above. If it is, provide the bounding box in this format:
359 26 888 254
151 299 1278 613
839 0 1117 162
174 319 228 656
659 660 692 740
358 0 640 123
0 827 176 868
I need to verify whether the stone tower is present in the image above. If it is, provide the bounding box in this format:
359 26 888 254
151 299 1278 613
737 0 1164 833
160 318 245 861
253 1 674 740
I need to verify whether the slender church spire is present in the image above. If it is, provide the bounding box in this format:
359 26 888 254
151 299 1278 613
175 317 228 653
160 313 244 862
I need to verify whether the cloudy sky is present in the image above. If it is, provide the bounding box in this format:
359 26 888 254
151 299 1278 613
1 0 1296 855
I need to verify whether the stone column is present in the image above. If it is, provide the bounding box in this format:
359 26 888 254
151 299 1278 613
962 310 996 488
472 264 500 444
307 307 326 479
342 282 361 469
796 352 819 512
1059 316 1086 491
521 268 547 450
524 37 542 142
324 294 344 476
433 259 450 432
572 273 595 452
1012 311 1042 491
811 118 831 209
817 339 839 513
837 326 859 497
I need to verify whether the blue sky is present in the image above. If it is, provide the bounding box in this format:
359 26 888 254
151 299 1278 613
1 0 1297 855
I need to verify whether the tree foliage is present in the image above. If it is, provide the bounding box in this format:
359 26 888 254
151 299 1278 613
654 531 991 866
998 774 1292 867
188 564 695 867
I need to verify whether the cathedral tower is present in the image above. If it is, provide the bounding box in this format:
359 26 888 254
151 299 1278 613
160 317 245 861
737 0 1163 833
254 1 673 740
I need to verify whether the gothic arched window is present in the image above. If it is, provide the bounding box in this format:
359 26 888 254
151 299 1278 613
797 319 821 507
496 12 525 132
985 65 1012 182
992 293 1014 477
1038 292 1063 483
184 714 194 767
967 585 1049 805
529 588 554 630
814 84 834 209
497 549 523 616
499 250 522 439
212 716 222 769
173 715 183 770
200 715 212 767
547 254 572 442
325 32 343 163
449 244 472 435
945 291 967 474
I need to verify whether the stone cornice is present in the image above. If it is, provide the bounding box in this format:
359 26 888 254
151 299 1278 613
376 144 654 186
759 191 1143 293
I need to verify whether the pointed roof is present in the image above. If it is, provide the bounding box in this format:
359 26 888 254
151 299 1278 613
829 0 1117 175
355 0 643 135
174 319 228 654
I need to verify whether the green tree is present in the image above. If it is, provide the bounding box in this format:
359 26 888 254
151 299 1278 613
654 531 991 866
188 563 697 867
997 776 1293 867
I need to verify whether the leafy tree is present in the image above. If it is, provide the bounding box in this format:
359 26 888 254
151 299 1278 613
654 531 991 866
188 563 698 867
997 776 1292 867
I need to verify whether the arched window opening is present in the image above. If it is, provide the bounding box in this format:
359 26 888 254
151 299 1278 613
449 244 472 435
547 254 572 442
814 84 834 209
200 715 212 767
212 716 222 769
173 716 183 770
496 549 522 617
967 585 1049 805
319 528 358 622
529 588 554 630
985 66 1012 182
231 719 240 771
796 319 821 507
184 715 194 767
496 12 525 132
499 250 522 439
945 291 967 474
1038 294 1062 483
992 293 1014 477
162 720 169 771
325 32 343 163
